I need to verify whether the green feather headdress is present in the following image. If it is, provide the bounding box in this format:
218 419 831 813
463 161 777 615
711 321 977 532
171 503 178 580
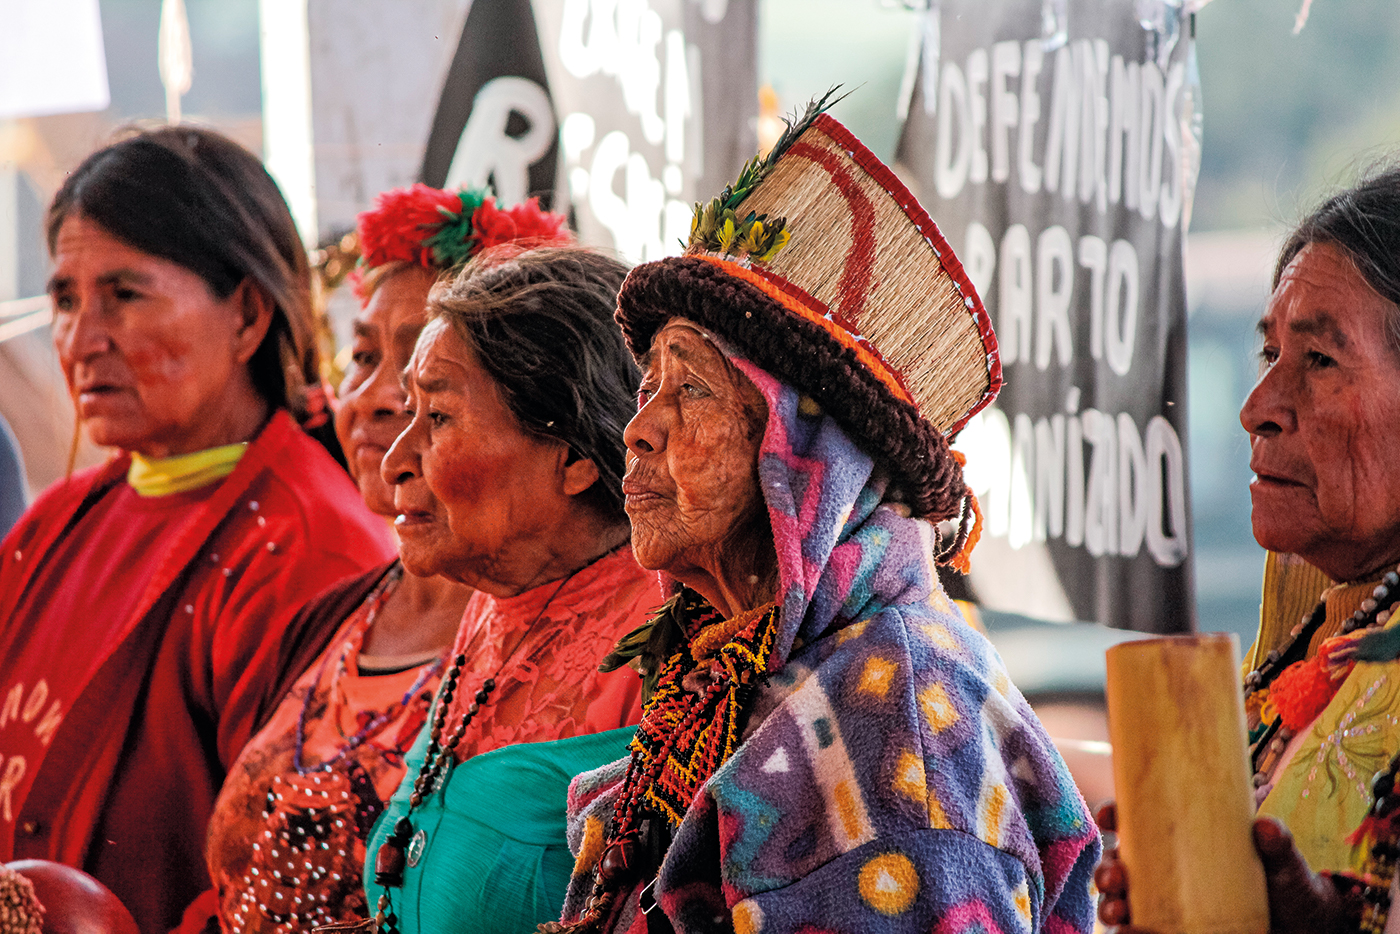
686 87 851 262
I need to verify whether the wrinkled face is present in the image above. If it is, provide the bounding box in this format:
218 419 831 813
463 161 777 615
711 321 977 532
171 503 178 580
48 214 268 457
623 319 768 585
334 266 436 516
1240 242 1400 580
380 318 573 585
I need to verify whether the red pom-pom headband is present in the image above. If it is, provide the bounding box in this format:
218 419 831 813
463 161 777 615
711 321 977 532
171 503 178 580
351 183 571 301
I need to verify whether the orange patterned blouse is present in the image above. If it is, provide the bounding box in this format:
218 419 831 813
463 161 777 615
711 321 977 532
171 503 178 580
439 544 655 762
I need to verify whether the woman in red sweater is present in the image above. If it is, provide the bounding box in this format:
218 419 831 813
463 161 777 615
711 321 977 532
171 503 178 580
0 127 395 934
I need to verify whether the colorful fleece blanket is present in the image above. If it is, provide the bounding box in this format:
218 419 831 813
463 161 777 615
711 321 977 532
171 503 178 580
560 360 1100 933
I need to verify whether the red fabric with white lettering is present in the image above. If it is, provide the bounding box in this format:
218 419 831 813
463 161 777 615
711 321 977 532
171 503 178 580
0 482 218 835
0 412 396 934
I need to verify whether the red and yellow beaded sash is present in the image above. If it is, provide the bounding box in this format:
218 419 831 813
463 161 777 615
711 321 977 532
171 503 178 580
627 596 780 828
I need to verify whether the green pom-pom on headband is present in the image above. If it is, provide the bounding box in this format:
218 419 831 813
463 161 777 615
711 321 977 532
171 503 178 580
423 187 489 268
351 183 572 302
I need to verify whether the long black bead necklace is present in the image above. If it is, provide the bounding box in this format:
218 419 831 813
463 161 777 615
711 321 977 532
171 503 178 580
370 569 579 934
1245 564 1400 781
1355 750 1400 934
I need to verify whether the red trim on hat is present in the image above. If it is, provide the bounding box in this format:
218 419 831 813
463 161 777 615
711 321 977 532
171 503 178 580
810 114 1003 433
694 254 916 406
785 138 877 322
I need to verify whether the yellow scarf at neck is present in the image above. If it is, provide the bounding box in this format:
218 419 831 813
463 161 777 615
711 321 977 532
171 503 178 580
127 443 247 497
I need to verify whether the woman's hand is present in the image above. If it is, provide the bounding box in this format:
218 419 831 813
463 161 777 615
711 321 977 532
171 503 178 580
1094 804 1350 934
1249 818 1350 934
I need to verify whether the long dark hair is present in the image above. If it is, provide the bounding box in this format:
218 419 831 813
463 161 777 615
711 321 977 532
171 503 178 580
1276 164 1400 352
47 126 326 432
429 247 637 521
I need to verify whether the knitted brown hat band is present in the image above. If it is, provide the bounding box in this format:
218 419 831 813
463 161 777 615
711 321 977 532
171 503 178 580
615 256 970 524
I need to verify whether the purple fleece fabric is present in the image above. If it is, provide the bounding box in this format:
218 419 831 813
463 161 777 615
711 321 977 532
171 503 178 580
559 359 1100 934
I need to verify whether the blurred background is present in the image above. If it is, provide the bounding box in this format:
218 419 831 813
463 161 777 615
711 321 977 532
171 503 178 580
759 0 1400 652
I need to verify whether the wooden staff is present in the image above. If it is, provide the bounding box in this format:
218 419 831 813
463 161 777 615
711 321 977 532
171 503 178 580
1105 634 1268 934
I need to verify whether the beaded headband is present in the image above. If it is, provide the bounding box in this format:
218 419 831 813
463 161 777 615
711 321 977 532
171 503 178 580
615 95 1000 534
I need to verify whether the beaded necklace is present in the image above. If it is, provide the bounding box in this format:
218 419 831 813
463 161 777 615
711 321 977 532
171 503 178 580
1346 750 1400 933
370 569 580 934
1245 564 1400 794
0 865 42 934
539 594 780 934
237 564 445 934
291 564 443 775
1239 562 1400 934
1309 750 1400 934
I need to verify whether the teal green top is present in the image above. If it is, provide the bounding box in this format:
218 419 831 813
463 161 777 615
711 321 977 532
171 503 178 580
363 724 635 933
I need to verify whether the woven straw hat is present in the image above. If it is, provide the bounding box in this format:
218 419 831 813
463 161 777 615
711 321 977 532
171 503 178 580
615 103 1000 524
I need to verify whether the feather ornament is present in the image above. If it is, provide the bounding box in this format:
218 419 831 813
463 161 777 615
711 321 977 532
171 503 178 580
686 86 851 262
598 593 688 703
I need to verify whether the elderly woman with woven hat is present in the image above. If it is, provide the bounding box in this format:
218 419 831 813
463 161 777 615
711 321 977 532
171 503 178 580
544 102 1099 934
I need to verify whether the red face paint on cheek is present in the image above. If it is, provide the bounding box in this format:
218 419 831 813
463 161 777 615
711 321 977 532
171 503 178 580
430 447 510 515
416 339 570 561
132 342 196 391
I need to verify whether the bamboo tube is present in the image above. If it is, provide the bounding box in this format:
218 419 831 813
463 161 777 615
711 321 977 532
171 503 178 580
1105 634 1268 934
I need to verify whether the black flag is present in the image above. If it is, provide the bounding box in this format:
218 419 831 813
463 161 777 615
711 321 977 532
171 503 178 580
420 0 558 207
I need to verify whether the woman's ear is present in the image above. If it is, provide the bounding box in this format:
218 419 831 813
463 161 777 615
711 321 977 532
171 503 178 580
561 454 601 497
231 280 275 365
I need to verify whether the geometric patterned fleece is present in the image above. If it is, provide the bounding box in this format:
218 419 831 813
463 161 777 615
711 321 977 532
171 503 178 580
559 358 1101 933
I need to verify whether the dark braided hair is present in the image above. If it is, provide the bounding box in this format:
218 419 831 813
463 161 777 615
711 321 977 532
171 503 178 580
616 257 970 524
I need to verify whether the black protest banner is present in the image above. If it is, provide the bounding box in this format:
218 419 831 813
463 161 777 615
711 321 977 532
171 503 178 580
532 0 757 262
307 0 755 252
424 0 758 253
896 1 1199 633
421 0 558 207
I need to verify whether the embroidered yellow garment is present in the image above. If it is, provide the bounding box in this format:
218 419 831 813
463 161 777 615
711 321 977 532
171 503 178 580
1252 551 1400 873
127 443 247 497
